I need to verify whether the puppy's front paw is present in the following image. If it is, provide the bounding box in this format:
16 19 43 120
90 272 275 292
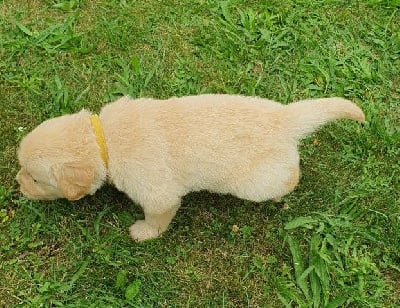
129 220 160 242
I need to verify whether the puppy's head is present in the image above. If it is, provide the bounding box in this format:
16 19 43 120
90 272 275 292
17 110 105 201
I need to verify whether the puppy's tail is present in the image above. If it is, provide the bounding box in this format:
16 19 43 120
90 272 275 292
283 97 365 139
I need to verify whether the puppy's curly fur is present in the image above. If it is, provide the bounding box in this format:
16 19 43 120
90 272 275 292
17 95 365 241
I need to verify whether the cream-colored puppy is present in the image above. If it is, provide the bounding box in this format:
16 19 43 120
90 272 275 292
17 95 365 241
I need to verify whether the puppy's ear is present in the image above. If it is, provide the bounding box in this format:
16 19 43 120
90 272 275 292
53 162 94 201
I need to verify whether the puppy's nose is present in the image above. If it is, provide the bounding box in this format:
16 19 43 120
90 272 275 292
16 170 22 184
16 171 25 194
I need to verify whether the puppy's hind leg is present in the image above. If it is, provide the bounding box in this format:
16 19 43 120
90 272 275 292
231 164 300 203
129 203 180 242
270 166 301 202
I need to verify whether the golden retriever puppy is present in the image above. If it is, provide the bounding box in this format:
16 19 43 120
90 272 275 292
17 95 365 241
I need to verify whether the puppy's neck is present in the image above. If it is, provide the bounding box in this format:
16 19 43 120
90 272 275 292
90 114 109 169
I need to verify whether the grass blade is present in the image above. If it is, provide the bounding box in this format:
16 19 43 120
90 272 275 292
325 296 347 308
59 260 90 293
314 254 330 303
94 207 111 238
309 234 322 307
309 270 321 308
285 216 317 230
125 279 141 301
275 278 308 307
287 235 310 300
15 21 34 36
69 260 89 287
115 270 128 290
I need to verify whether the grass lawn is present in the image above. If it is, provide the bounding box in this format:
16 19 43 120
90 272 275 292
1 0 399 306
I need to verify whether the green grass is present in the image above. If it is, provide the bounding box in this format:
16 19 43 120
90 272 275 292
1 0 399 306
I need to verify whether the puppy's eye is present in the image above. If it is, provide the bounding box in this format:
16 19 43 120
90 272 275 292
29 174 39 183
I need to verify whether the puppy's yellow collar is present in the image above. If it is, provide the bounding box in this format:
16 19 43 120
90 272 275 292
90 114 109 168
